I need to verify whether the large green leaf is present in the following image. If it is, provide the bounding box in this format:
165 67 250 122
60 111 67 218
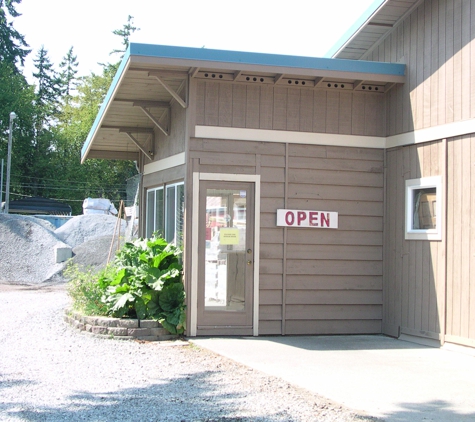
159 283 185 312
111 292 134 312
135 297 147 320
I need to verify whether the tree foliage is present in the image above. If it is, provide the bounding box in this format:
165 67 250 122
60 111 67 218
110 15 140 58
0 5 138 215
0 0 29 70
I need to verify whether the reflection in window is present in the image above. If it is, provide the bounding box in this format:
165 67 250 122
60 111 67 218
146 182 184 246
413 188 436 230
405 176 441 240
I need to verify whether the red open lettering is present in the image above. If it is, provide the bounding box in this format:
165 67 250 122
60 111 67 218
321 212 330 228
297 211 306 225
285 211 294 225
309 212 319 226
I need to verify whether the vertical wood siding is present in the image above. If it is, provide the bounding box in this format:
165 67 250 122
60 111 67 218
383 142 446 340
189 138 384 335
445 134 475 346
194 80 386 137
368 0 475 135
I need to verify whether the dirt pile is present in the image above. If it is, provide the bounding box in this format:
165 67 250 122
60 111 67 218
0 213 128 285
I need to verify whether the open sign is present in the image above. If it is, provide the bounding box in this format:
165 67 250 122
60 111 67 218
276 209 338 229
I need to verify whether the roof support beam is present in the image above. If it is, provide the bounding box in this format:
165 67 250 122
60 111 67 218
139 106 170 136
102 126 154 133
314 77 324 88
130 68 188 78
385 82 396 92
148 71 187 108
115 99 169 108
124 131 154 161
353 80 364 90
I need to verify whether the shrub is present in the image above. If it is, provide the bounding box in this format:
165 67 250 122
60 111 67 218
65 264 109 316
67 235 186 335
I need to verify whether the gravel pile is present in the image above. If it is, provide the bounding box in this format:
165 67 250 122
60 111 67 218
0 214 70 284
0 285 376 422
0 214 127 285
55 214 126 249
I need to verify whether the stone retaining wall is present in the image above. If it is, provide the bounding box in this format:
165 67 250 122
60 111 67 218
65 310 178 341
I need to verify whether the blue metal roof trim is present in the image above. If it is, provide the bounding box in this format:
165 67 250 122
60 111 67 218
81 48 132 160
129 43 405 76
325 0 386 58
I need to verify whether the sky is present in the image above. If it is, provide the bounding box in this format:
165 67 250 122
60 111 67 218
14 0 377 81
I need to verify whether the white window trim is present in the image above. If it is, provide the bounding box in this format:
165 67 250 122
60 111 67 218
405 176 442 241
146 182 184 244
165 182 184 244
145 186 163 238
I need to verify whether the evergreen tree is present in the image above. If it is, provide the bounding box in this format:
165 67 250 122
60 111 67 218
0 60 35 201
110 15 140 58
0 0 29 70
30 46 62 196
59 46 79 100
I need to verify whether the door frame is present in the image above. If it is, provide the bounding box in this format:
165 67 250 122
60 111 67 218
190 172 260 336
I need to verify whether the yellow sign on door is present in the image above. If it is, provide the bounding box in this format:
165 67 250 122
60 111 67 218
220 228 239 245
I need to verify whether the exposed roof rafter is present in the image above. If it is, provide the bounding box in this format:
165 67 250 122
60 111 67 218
124 132 154 161
139 106 170 136
115 99 169 108
148 71 187 108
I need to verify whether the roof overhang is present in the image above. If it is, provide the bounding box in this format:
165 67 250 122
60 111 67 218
327 0 422 60
81 43 406 163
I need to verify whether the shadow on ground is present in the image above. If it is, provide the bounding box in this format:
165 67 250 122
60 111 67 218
0 370 287 422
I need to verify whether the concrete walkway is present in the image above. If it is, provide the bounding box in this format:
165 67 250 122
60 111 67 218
191 335 475 421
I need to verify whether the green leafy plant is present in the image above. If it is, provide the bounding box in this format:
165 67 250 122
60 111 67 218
97 235 186 334
65 263 109 316
66 235 186 335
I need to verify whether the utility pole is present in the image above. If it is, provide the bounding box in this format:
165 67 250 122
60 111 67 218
1 158 4 208
5 112 17 214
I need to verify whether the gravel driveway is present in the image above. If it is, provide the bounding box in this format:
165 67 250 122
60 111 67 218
0 285 376 422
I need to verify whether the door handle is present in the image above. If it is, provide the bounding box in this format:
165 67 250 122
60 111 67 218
247 260 253 265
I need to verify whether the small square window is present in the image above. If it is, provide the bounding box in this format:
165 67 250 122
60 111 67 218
405 176 442 240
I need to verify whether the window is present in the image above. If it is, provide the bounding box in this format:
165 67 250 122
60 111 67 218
405 176 442 240
146 182 184 246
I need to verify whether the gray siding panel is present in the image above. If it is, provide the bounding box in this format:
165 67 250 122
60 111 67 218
369 0 475 134
194 80 386 136
383 141 446 341
190 137 384 335
445 134 475 346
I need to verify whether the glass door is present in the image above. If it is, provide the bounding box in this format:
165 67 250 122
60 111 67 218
197 181 254 333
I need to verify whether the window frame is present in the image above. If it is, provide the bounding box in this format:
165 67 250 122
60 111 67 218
405 176 442 241
146 181 184 246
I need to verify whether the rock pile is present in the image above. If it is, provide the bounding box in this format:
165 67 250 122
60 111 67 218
0 213 127 285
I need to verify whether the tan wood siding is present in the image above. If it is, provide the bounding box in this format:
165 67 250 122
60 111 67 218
189 137 384 335
446 134 475 346
368 0 475 135
383 141 446 340
194 80 386 137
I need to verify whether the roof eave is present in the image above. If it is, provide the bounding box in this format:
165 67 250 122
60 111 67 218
325 0 388 59
80 48 132 163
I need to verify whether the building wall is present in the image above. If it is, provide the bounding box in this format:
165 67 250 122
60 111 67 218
189 136 384 335
194 80 386 137
384 135 475 348
367 0 475 136
445 134 475 347
383 141 446 341
376 0 475 348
